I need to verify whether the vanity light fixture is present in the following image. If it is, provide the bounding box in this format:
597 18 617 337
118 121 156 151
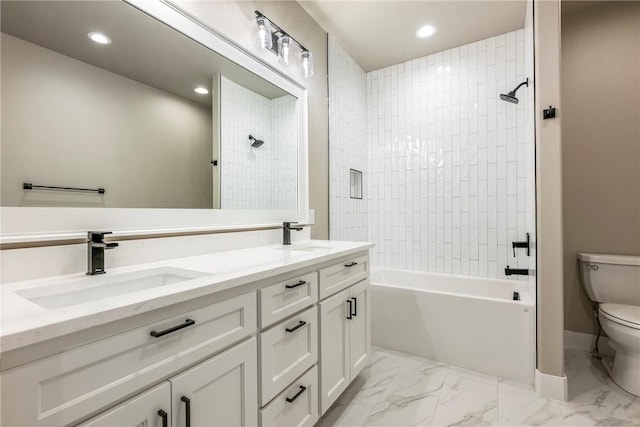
255 15 273 50
254 11 314 78
415 24 437 39
194 87 209 95
87 32 111 45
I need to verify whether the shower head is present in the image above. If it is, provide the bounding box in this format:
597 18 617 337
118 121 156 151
500 92 520 104
248 135 264 148
500 78 529 104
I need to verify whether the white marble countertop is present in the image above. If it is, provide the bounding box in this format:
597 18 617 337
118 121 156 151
0 240 373 352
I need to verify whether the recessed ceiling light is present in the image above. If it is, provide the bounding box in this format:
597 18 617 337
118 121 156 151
87 32 111 45
415 25 437 39
194 87 209 95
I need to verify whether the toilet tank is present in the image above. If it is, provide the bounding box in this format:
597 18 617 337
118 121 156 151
578 253 640 305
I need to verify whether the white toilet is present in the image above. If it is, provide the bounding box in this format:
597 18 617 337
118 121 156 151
578 253 640 396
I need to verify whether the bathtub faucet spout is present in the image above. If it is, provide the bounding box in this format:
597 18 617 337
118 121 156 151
505 266 529 276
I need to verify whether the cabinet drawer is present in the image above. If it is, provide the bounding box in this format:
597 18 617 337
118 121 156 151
259 306 317 405
1 292 257 426
260 366 318 427
318 254 368 300
259 272 318 328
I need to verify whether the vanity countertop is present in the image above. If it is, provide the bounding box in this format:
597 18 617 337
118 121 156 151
0 240 373 352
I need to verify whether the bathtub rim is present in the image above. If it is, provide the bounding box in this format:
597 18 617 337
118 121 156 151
370 266 534 307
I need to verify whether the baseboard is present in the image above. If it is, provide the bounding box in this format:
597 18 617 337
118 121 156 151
564 329 614 357
535 369 568 401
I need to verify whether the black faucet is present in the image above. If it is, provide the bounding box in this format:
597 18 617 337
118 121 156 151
87 231 119 275
283 222 303 245
505 266 529 276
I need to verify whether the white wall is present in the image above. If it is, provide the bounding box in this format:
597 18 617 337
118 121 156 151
328 35 368 242
1 33 213 209
366 30 535 279
219 77 297 210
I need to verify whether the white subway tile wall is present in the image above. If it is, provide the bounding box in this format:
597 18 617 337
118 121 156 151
367 29 534 278
220 77 297 210
329 29 535 280
329 35 368 241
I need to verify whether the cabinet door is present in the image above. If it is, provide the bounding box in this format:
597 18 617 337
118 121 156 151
318 288 350 415
170 338 258 427
79 382 170 427
348 280 371 379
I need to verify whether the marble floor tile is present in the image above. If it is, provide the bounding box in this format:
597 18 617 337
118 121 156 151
430 368 498 427
317 400 376 427
339 347 407 407
561 350 631 425
365 357 448 426
320 347 639 427
498 380 566 427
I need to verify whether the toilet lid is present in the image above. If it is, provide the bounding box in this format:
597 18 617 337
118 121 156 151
600 303 640 329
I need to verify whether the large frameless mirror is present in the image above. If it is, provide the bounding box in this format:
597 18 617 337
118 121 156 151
1 0 298 211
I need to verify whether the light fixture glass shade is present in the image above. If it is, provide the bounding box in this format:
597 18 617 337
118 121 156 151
255 16 273 50
300 50 314 78
278 35 291 65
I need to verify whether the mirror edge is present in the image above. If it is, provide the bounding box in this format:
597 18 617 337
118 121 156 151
0 0 309 244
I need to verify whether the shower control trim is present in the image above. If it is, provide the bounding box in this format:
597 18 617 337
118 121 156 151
512 233 531 257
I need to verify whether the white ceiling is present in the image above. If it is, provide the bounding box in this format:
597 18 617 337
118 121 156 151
299 0 527 72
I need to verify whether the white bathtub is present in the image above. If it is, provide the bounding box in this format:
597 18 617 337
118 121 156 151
371 267 535 384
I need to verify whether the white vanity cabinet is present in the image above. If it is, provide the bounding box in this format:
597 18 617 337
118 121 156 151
318 258 371 415
1 246 371 427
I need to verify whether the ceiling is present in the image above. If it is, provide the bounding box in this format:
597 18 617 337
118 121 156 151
1 1 288 106
299 0 527 72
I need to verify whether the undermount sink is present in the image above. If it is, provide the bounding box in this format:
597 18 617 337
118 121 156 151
16 267 208 310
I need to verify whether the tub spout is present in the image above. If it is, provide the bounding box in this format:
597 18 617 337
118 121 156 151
505 266 529 276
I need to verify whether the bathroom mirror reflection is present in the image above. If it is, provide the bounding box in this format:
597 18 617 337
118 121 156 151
0 0 298 210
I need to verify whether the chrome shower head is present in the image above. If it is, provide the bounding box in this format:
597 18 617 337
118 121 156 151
500 78 529 104
248 135 264 148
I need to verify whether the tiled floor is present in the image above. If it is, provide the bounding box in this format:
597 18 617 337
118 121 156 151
317 347 640 427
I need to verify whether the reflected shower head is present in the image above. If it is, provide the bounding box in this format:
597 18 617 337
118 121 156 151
248 135 264 148
500 78 529 104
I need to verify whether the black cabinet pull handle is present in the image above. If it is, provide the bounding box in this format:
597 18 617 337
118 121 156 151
346 300 353 319
286 320 306 333
285 385 307 403
181 396 191 427
150 319 195 338
344 262 358 268
157 410 168 427
351 297 357 317
286 280 307 289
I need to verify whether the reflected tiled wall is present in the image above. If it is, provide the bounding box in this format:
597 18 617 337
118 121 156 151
367 30 534 278
221 77 297 210
329 35 368 241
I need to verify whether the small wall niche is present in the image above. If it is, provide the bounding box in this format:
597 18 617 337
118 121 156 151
350 169 362 199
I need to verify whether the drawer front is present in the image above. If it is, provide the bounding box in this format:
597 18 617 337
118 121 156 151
318 254 368 300
259 272 318 328
259 306 317 405
1 292 257 426
260 366 318 427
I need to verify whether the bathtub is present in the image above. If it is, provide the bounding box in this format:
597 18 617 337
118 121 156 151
371 267 535 384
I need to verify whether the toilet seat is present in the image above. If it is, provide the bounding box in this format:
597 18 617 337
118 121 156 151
600 303 640 330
